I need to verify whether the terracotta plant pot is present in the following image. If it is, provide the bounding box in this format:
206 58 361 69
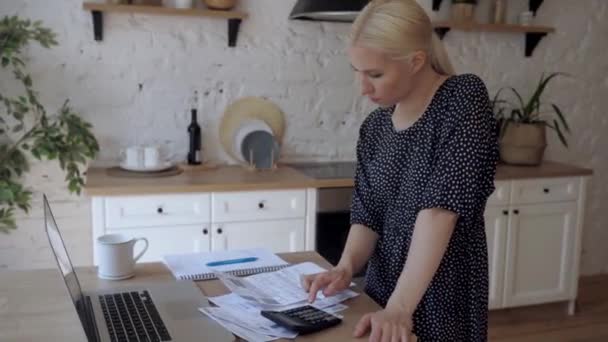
451 3 475 22
499 122 547 166
203 0 236 10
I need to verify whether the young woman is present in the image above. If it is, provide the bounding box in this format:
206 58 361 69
302 0 499 341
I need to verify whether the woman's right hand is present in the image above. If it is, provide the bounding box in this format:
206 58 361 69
301 266 353 303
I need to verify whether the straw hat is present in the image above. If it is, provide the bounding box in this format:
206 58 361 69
219 97 285 166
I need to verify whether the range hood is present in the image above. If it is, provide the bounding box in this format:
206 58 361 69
289 0 369 22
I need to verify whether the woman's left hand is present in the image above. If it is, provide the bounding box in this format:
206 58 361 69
353 308 415 342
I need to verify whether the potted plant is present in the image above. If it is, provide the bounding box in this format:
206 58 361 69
0 16 99 233
493 72 570 166
451 0 478 22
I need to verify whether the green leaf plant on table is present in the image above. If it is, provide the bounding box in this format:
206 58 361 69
492 72 570 166
0 16 99 233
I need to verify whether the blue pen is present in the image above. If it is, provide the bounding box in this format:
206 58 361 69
206 257 258 267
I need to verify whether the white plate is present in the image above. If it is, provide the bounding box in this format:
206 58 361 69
119 161 175 173
98 272 135 281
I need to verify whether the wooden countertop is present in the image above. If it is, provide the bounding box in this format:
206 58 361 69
494 161 592 180
84 161 592 196
85 165 319 196
0 252 380 342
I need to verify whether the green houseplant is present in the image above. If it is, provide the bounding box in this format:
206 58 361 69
493 72 570 165
0 16 99 233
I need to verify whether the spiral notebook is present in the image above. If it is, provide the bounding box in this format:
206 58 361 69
162 248 290 281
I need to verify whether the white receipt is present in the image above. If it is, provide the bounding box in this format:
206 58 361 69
199 306 297 340
200 307 277 342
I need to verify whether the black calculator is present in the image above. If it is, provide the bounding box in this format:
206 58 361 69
261 305 342 335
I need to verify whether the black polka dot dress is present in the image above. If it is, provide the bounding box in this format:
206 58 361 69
350 74 499 341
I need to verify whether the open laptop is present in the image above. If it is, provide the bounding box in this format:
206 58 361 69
43 195 233 342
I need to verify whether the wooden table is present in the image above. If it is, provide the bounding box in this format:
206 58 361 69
0 252 380 341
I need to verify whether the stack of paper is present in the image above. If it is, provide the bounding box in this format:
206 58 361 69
199 262 359 342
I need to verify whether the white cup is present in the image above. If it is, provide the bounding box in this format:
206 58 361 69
519 11 534 25
143 146 161 168
97 234 149 280
173 0 193 8
124 146 144 168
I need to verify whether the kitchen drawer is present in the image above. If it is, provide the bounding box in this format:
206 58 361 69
487 181 510 207
212 190 306 223
104 194 210 229
511 177 580 205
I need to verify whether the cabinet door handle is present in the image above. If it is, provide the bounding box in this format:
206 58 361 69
217 227 223 234
513 209 519 215
202 228 208 235
502 210 509 216
157 207 163 214
258 201 265 209
543 188 550 194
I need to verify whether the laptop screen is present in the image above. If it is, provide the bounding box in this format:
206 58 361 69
43 195 89 335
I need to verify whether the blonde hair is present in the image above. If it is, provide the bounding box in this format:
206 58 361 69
351 0 455 75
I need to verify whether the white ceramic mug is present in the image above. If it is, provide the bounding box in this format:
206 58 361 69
124 146 144 168
519 11 534 25
97 234 149 280
143 146 161 168
175 0 194 8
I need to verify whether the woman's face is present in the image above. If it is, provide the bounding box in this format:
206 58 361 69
348 44 419 107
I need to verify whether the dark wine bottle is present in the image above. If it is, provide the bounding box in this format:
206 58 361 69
187 109 202 165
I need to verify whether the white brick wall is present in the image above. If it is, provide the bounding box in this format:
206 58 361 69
1 0 607 274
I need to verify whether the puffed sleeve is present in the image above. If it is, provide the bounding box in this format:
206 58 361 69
350 118 384 234
420 75 499 218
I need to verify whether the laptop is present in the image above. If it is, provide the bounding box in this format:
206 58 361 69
43 195 233 342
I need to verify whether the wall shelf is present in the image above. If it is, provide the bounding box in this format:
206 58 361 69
433 21 555 57
82 2 248 47
432 0 544 14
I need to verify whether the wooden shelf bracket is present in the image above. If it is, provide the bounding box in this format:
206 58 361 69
92 10 103 41
227 18 242 47
529 0 544 16
525 32 547 57
434 27 451 39
432 0 443 11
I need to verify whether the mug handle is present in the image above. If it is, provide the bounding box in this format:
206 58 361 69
133 237 149 263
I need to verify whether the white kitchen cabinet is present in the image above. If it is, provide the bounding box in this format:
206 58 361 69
484 176 587 314
503 202 577 308
210 219 306 253
484 207 508 309
104 225 211 263
212 190 306 222
103 193 210 229
91 189 312 265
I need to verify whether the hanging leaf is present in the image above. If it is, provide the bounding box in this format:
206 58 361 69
553 119 568 148
23 75 32 87
12 123 23 132
552 104 570 133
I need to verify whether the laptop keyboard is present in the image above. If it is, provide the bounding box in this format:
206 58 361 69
99 290 172 342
